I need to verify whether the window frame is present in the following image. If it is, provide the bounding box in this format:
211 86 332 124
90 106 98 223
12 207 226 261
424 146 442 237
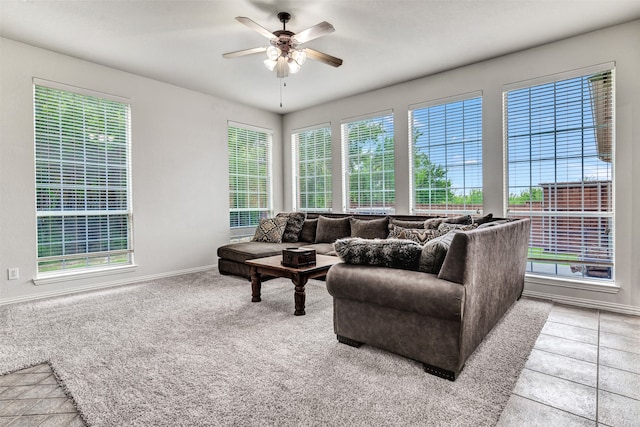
291 123 333 213
502 63 615 285
33 79 133 278
227 122 273 239
341 110 395 215
408 92 483 216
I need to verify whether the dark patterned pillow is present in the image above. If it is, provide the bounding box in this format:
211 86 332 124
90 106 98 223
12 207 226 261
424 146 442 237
276 212 307 243
315 216 352 243
419 231 458 274
350 217 389 239
252 217 288 243
387 224 449 245
333 238 422 270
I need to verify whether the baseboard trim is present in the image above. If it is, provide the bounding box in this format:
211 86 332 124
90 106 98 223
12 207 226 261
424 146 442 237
522 289 640 316
0 265 218 306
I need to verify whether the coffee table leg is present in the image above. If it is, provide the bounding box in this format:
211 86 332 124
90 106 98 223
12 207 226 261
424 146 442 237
250 267 261 302
292 274 308 316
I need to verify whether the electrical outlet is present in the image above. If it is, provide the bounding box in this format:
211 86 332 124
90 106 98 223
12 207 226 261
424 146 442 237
7 268 19 280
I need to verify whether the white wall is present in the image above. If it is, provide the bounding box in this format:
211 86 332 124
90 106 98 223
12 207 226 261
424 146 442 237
282 20 640 314
0 38 282 303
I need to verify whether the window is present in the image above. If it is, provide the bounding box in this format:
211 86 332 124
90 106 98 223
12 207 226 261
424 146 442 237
341 112 394 214
504 67 614 282
292 125 332 212
409 95 482 215
34 83 132 274
227 124 272 233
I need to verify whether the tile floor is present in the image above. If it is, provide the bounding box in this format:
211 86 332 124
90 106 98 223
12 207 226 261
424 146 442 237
498 303 640 426
0 363 85 427
1 302 638 426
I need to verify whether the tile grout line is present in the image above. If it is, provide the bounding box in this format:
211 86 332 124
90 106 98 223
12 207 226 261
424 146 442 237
510 392 598 424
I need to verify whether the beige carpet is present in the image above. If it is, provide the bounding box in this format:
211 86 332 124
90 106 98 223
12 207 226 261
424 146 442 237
0 270 551 426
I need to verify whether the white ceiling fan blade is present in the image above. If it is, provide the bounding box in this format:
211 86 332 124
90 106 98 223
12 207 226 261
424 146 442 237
303 48 343 68
222 47 267 59
235 16 275 40
293 21 335 44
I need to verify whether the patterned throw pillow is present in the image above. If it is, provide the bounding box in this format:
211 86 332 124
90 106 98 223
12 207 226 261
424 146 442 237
276 212 307 243
437 222 478 233
252 217 288 243
333 238 422 270
387 224 449 245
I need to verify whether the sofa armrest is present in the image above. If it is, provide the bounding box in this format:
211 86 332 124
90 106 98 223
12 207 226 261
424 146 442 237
439 219 530 361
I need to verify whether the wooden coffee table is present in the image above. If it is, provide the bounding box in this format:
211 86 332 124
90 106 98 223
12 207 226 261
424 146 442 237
245 254 341 316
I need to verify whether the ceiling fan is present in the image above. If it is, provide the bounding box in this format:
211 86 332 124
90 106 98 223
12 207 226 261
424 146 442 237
222 12 343 78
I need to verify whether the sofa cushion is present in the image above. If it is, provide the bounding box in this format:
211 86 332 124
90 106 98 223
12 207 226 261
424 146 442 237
315 216 351 243
350 217 389 239
217 241 307 264
389 218 427 229
472 213 493 225
419 231 458 274
252 217 288 243
424 215 474 229
334 238 422 270
387 224 448 245
299 218 318 242
299 243 336 256
276 212 306 243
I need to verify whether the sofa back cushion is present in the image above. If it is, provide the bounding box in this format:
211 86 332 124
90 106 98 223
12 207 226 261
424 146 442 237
350 217 389 239
315 216 351 243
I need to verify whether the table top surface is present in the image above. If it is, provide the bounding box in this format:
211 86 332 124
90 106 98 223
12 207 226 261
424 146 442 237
245 254 341 273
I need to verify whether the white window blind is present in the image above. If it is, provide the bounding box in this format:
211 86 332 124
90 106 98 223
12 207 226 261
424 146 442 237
341 112 395 214
292 125 332 212
228 124 272 229
34 84 132 274
409 95 482 215
504 68 614 281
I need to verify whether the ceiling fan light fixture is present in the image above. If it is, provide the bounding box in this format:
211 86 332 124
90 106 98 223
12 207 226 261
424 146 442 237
288 58 301 74
263 58 277 71
266 45 281 61
291 49 307 66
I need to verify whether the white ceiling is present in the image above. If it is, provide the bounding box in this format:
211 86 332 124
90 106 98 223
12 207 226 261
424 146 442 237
2 0 640 114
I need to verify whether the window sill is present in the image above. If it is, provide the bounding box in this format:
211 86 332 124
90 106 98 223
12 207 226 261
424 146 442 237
33 264 138 286
525 273 620 294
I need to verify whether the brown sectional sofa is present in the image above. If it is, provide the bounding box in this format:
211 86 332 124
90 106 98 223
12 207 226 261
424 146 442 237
217 213 531 381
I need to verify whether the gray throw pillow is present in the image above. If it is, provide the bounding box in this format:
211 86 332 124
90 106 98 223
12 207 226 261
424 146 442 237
419 231 458 274
350 217 389 239
390 218 427 229
443 214 472 225
424 217 447 229
299 218 318 242
276 212 307 243
315 216 351 243
252 217 288 243
333 238 422 270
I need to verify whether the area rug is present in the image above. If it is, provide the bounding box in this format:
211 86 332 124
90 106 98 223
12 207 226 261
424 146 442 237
0 270 551 426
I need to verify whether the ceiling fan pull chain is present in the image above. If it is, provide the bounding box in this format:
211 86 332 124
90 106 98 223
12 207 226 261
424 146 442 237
280 80 288 108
